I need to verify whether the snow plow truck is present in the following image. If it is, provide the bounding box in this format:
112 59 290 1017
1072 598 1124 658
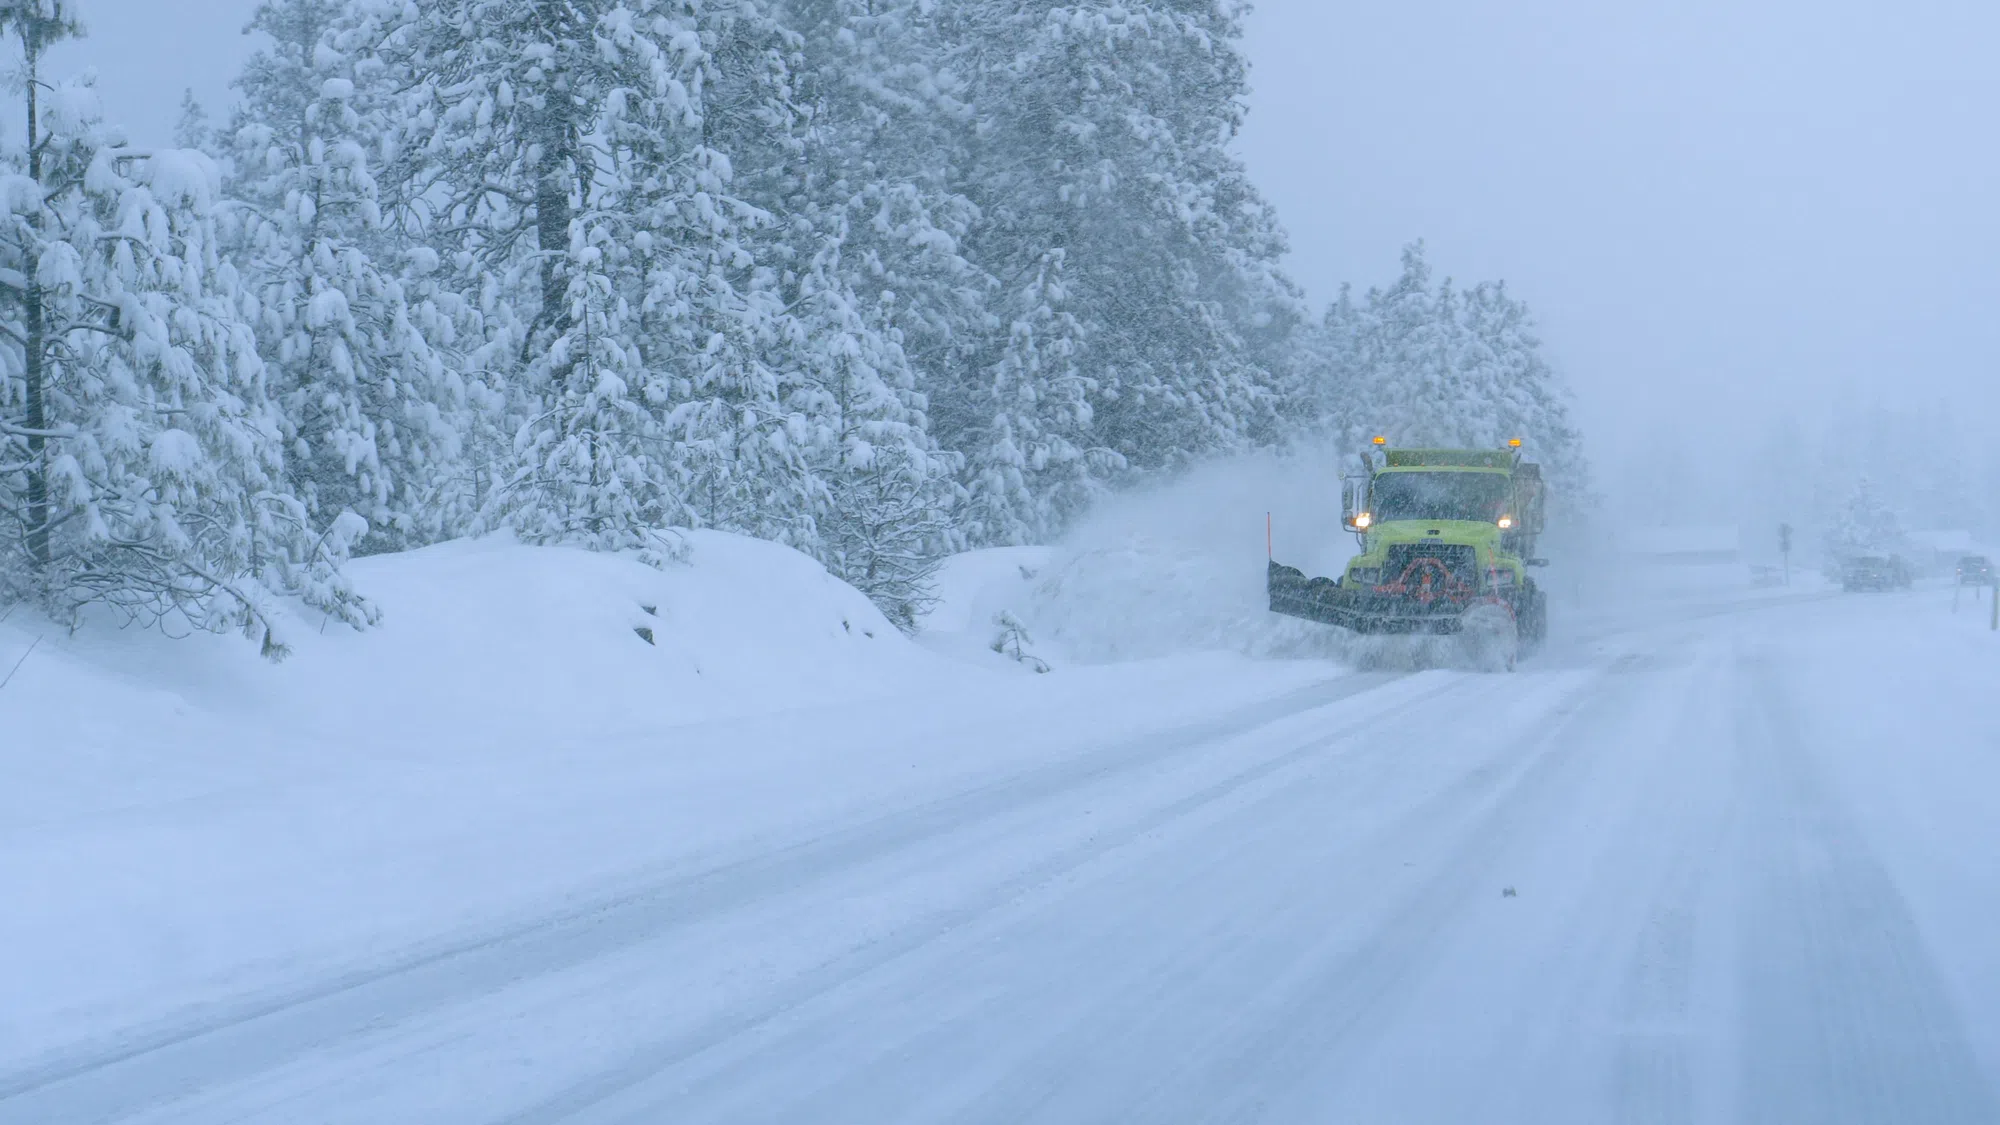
1268 439 1549 671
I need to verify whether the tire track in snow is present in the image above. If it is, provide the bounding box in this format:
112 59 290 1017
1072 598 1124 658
1604 824 1707 1125
1315 640 1735 1125
1373 641 1731 1124
1112 652 1668 1124
0 671 1428 1125
1733 650 1999 1125
613 673 1571 1125
989 682 1620 1125
1591 642 1742 1125
482 673 1517 1125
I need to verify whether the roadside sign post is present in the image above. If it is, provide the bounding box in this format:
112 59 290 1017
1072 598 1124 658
1778 523 1793 585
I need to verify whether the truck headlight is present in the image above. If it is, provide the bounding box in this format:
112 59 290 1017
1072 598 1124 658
1497 515 1515 530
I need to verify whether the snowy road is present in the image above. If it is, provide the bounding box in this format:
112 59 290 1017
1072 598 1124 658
9 590 2000 1124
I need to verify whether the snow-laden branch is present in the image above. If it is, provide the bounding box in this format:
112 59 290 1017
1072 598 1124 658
0 420 75 440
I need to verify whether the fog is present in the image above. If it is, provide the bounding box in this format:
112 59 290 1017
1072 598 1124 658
1236 0 2000 522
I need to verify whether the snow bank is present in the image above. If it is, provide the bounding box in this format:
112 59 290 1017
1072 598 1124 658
303 530 946 735
7 530 945 759
0 530 950 1063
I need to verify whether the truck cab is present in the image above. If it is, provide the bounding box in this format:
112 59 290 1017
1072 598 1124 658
1340 448 1544 595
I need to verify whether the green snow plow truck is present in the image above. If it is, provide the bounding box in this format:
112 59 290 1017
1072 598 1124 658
1269 439 1549 671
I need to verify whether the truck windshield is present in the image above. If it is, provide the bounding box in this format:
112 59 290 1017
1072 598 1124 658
1371 471 1512 523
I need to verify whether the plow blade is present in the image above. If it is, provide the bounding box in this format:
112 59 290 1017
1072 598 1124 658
1267 561 1470 636
1269 560 1521 672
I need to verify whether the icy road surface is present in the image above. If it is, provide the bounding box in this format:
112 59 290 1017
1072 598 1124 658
8 591 2000 1124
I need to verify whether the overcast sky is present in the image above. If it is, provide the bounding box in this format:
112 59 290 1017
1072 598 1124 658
39 2 252 144
1235 0 2000 465
33 0 2000 482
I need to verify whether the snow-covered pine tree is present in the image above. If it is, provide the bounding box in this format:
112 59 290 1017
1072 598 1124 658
1823 475 1906 567
1908 400 1980 535
778 0 982 392
1032 0 1281 471
935 44 1100 547
784 228 962 625
1179 100 1307 456
173 89 214 152
937 0 1294 540
1 3 369 652
1363 242 1468 445
757 2 971 622
1458 278 1589 500
1270 280 1370 461
353 0 642 552
804 303 961 630
226 0 475 552
654 0 836 554
356 0 844 562
1325 245 1588 509
962 246 1104 545
1799 398 1982 543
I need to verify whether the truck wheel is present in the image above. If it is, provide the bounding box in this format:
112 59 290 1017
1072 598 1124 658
1510 586 1547 652
1461 604 1519 673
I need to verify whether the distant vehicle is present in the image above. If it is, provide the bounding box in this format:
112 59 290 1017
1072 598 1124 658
1842 555 1912 592
1957 555 1994 586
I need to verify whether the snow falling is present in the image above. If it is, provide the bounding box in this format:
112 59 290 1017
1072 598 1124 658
6 4 2000 1125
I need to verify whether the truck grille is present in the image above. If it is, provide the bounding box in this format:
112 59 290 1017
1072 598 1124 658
1383 543 1480 589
